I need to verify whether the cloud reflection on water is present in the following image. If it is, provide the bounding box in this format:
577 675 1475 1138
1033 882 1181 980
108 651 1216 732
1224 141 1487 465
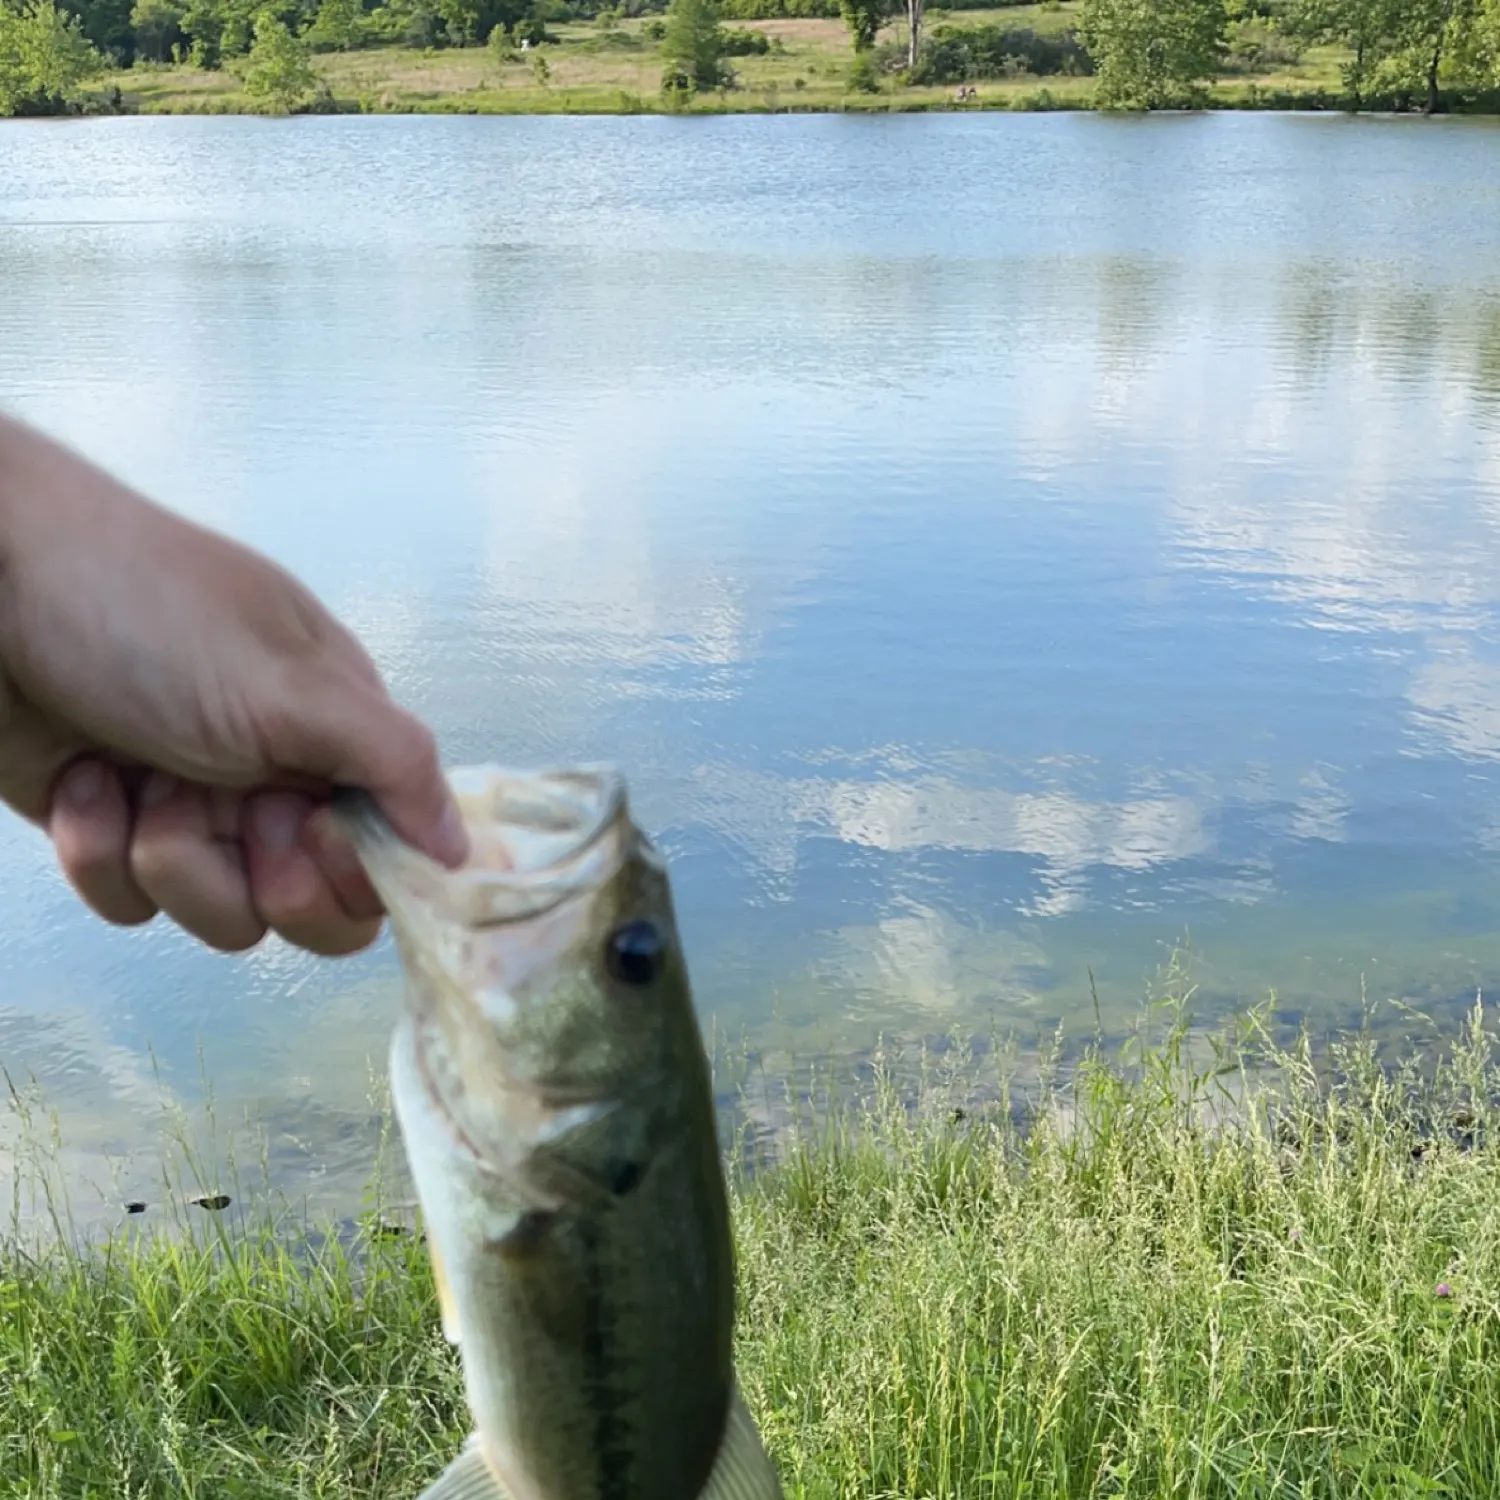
4 119 1500 1221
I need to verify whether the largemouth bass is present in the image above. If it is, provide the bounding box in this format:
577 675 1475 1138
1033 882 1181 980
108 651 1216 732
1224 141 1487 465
334 767 783 1500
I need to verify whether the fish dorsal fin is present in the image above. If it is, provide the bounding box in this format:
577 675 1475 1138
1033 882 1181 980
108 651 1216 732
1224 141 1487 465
415 1436 511 1500
699 1384 785 1500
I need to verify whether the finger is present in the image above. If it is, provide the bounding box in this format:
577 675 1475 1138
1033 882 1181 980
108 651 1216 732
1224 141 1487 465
243 791 381 958
130 775 266 953
262 675 468 869
47 757 159 927
303 804 384 923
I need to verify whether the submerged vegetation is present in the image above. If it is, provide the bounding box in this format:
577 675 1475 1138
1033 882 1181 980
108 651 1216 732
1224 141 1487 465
4 0 1500 114
7 990 1500 1496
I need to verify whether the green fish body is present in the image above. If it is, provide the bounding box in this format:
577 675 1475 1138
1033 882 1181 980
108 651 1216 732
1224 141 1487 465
337 768 783 1500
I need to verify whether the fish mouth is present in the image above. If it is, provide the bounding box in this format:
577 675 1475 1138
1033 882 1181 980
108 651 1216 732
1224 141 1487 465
333 765 629 929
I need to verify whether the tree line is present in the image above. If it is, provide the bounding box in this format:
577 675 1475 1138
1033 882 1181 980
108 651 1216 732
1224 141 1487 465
4 0 1500 114
1077 0 1500 111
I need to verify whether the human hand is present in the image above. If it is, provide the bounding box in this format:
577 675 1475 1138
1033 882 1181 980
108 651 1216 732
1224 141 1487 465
0 415 468 956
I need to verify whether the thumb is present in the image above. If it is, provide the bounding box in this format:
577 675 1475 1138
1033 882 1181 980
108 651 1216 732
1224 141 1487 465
263 671 469 868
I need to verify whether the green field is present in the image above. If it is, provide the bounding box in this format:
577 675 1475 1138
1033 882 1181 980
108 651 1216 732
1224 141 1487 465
6 995 1500 1497
102 5 1352 115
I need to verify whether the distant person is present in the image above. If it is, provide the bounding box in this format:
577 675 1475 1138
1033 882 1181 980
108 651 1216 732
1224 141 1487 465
0 413 468 958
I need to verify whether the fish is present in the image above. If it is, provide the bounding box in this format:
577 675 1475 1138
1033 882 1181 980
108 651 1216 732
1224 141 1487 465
334 766 784 1500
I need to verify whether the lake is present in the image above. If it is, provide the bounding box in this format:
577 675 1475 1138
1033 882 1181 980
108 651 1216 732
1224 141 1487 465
2 111 1500 1218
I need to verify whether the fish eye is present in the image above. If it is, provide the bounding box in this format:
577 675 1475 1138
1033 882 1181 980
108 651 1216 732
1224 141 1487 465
606 920 664 987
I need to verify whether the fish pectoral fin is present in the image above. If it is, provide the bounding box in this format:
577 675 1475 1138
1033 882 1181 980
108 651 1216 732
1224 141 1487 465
698 1384 785 1500
415 1435 511 1500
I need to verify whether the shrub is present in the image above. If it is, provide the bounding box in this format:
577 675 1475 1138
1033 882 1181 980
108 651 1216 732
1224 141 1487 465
241 6 316 109
895 22 1091 83
1224 16 1301 73
719 22 766 51
846 44 878 86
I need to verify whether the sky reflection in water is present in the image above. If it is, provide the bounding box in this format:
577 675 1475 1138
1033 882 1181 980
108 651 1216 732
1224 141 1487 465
2 114 1500 1216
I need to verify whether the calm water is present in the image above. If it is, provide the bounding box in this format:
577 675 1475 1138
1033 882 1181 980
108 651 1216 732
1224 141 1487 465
3 112 1500 1215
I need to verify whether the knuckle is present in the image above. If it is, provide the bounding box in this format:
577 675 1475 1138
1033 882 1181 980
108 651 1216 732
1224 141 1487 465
252 875 323 933
249 853 377 956
272 916 381 959
194 918 265 954
130 824 264 951
372 709 441 789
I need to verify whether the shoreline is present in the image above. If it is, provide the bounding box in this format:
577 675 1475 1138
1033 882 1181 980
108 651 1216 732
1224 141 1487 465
66 85 1500 118
61 13 1497 121
6 1006 1500 1494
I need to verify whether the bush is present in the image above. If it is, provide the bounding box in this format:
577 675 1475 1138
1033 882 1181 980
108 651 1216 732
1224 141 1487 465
846 46 878 88
897 23 1091 83
1224 17 1301 73
718 0 833 20
1079 0 1227 109
659 0 728 90
304 0 365 50
128 0 182 60
718 21 765 51
0 0 102 113
241 6 316 108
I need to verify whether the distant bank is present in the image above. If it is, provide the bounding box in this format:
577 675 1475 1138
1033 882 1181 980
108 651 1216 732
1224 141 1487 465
61 10 1500 120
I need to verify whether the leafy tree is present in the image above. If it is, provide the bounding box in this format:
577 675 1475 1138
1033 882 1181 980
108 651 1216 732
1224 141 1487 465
1289 0 1487 109
129 0 181 57
241 4 315 106
435 0 526 44
660 0 725 90
178 0 261 66
0 0 101 112
838 0 881 52
60 0 135 61
1079 0 1227 106
1452 0 1500 82
304 0 361 48
1371 0 1479 111
361 0 437 44
1286 0 1389 100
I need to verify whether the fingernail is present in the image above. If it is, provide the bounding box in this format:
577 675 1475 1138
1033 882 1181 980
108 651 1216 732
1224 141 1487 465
251 794 304 854
62 761 105 809
140 773 177 811
432 801 470 867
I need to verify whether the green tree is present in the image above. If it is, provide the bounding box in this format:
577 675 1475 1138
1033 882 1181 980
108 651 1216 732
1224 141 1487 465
1079 0 1227 107
60 0 135 61
1290 0 1486 109
178 0 260 66
838 0 881 51
303 0 361 48
1287 0 1395 102
435 0 525 44
241 5 315 107
128 0 182 57
1454 0 1500 82
660 0 725 91
0 0 100 113
1372 0 1479 111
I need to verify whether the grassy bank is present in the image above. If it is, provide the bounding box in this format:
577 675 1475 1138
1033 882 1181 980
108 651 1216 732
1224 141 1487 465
6 999 1500 1496
101 7 1355 115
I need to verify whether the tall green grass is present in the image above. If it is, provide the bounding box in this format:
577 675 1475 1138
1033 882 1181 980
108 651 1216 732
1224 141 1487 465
6 994 1500 1497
